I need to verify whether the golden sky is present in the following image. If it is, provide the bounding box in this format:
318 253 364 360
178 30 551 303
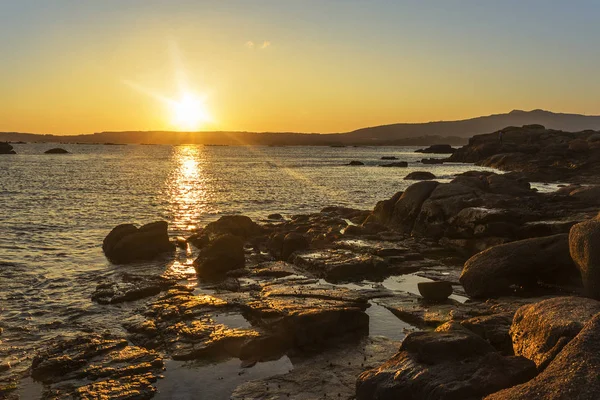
1 1 599 134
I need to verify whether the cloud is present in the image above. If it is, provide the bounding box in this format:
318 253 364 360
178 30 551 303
261 41 271 49
245 40 271 50
245 41 255 49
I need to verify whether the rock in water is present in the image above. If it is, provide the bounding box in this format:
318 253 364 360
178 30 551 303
486 313 600 400
356 330 536 400
509 296 600 371
348 160 364 166
459 234 576 298
204 215 262 239
417 281 453 301
415 144 455 154
103 221 174 263
44 147 69 154
194 234 245 279
404 171 436 180
0 142 16 154
569 219 600 299
380 161 408 167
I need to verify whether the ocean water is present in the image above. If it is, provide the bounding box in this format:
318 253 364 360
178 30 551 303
0 143 543 394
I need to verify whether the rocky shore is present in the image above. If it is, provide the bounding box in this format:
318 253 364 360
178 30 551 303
4 126 600 399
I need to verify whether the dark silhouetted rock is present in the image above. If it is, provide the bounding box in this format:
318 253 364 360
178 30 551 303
356 330 536 400
509 296 600 371
44 148 69 154
486 313 600 400
381 156 398 160
204 215 261 239
417 281 453 301
281 232 310 260
390 181 439 233
194 234 245 279
404 171 436 180
348 160 364 166
568 139 589 152
415 144 455 154
459 234 576 298
267 213 284 220
380 161 408 167
186 231 210 249
421 158 445 164
103 221 174 263
570 219 600 298
0 142 16 154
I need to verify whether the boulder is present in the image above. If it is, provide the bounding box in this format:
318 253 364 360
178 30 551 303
380 161 408 167
417 281 452 302
356 330 536 400
509 296 600 371
415 144 455 154
390 181 439 233
194 234 245 279
102 221 174 263
570 219 600 298
459 234 576 298
204 215 261 239
348 160 364 166
0 142 16 154
404 171 436 181
44 148 69 154
486 313 600 400
281 232 310 260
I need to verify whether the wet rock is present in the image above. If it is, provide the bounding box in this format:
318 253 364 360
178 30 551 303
486 313 600 400
459 234 576 298
509 296 600 370
204 215 262 239
102 221 175 263
404 171 436 180
379 161 408 167
417 281 452 302
44 147 69 154
356 330 536 400
31 334 163 399
232 336 399 400
348 160 364 166
569 218 600 298
187 230 210 249
267 213 284 220
0 142 16 154
250 261 297 278
415 144 455 154
194 234 245 279
291 249 388 282
92 274 177 304
281 232 310 261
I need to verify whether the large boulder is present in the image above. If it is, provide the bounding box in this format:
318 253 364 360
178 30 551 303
356 330 536 400
193 234 245 279
509 297 600 371
459 234 576 298
569 219 600 298
390 181 439 233
0 142 16 154
204 215 261 239
103 221 174 263
486 313 600 400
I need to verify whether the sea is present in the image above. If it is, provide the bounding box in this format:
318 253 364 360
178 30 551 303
0 143 558 398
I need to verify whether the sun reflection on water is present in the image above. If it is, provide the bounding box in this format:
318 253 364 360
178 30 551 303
166 145 212 233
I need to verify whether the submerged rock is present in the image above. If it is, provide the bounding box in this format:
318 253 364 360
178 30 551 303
356 330 535 400
404 171 436 180
102 221 175 263
44 147 69 154
194 234 245 279
486 313 600 400
509 296 600 371
569 218 600 299
459 234 576 298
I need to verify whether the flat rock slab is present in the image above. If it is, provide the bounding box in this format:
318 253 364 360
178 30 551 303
92 273 178 304
31 334 163 399
291 249 388 282
231 336 400 400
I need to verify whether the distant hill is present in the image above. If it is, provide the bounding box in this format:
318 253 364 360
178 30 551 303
2 109 600 145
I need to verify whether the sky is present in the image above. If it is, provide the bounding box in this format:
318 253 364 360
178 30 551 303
1 0 600 134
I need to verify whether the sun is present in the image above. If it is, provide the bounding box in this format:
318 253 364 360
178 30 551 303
170 92 211 131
